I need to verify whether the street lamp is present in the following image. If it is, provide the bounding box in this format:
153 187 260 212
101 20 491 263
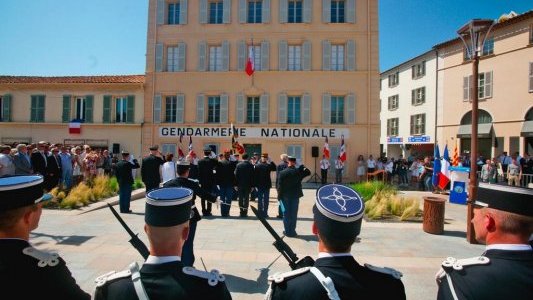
457 19 494 244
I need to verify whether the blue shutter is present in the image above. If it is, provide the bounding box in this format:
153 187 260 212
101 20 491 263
322 93 331 124
279 0 288 23
178 42 186 72
220 93 229 123
155 43 163 72
239 0 246 23
278 40 288 71
262 0 271 23
322 40 331 71
126 95 135 123
31 96 37 122
157 0 164 25
103 95 111 123
176 93 185 123
302 93 310 124
303 0 312 23
223 0 231 24
2 94 11 122
62 95 71 123
346 0 355 23
199 0 208 23
261 40 270 71
154 94 162 123
346 40 356 71
198 41 207 71
260 93 269 124
237 40 246 71
322 0 331 23
222 40 230 71
236 93 245 124
85 95 94 123
196 94 205 123
278 93 287 123
180 0 188 24
347 93 355 124
303 40 312 71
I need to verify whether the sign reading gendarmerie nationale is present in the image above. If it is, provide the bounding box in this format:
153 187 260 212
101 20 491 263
159 127 350 139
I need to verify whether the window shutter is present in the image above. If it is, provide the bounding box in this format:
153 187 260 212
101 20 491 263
220 93 229 123
236 93 245 123
346 0 356 23
278 40 288 71
322 40 331 71
223 0 231 24
322 93 331 124
154 94 162 123
237 40 246 71
222 40 230 71
387 97 391 110
278 93 287 123
62 95 71 123
155 43 163 72
176 94 185 123
260 93 269 124
198 41 207 71
85 95 93 123
485 71 493 98
302 93 310 124
410 115 414 135
157 0 164 25
411 90 415 105
196 94 205 123
103 95 111 123
261 40 270 71
279 0 288 23
303 40 312 71
469 75 473 100
38 96 45 122
463 76 469 101
530 62 533 92
126 95 135 123
199 0 208 24
239 0 246 23
412 66 415 79
31 96 37 122
180 0 188 24
262 0 271 23
322 0 331 23
303 0 312 23
2 94 11 122
347 93 355 124
177 42 186 71
346 40 356 71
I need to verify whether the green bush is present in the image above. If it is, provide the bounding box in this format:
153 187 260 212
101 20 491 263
351 181 397 203
364 190 421 220
108 176 119 192
133 178 144 189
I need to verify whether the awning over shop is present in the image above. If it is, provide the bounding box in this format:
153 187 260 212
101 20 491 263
456 123 493 138
520 121 533 137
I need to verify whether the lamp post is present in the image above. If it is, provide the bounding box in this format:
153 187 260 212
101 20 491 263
457 19 494 244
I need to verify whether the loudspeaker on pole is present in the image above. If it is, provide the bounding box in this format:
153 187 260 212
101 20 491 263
311 146 319 158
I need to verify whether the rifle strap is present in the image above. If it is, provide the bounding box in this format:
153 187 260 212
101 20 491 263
310 267 340 300
130 262 150 300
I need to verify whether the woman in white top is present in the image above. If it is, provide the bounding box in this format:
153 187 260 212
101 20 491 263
161 153 176 183
367 155 376 173
409 158 421 186
356 155 366 182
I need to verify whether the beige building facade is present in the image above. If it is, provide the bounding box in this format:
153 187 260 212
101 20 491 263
0 76 145 158
144 0 380 181
435 11 533 158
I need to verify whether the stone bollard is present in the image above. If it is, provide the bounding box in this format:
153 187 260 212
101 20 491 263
422 196 446 234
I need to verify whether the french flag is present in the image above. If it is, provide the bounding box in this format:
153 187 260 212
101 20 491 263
323 137 330 159
339 135 346 162
439 145 451 189
68 121 81 134
245 43 255 76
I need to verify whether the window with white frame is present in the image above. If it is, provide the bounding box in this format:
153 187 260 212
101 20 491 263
247 0 262 23
331 0 345 23
168 2 181 24
288 45 302 71
482 37 494 56
167 46 179 71
331 44 345 71
115 97 128 123
287 96 301 124
249 45 262 71
209 0 224 24
209 45 223 71
410 114 425 135
478 72 493 99
388 95 399 110
411 87 426 105
287 144 302 160
74 97 86 120
387 118 399 136
288 0 303 23
412 61 425 79
330 96 344 124
165 96 178 122
246 96 260 124
388 72 399 87
207 96 221 123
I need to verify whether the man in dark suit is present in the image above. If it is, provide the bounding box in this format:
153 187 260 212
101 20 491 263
93 187 231 300
234 153 255 217
436 183 533 300
267 184 406 299
217 150 236 217
141 145 164 192
115 151 140 213
30 141 48 176
45 147 62 191
0 175 90 299
277 156 310 237
275 154 289 219
13 144 33 175
198 147 218 216
163 161 217 267
254 153 277 218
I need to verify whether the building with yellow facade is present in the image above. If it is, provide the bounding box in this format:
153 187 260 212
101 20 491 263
143 0 380 182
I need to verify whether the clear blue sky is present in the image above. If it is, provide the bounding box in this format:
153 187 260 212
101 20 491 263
0 0 531 76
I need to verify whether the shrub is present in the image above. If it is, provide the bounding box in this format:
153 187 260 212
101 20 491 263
108 176 119 192
364 190 421 220
60 183 93 209
133 178 144 190
351 181 396 203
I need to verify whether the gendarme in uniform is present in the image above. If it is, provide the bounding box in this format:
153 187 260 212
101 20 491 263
436 183 533 300
93 187 231 300
267 184 406 300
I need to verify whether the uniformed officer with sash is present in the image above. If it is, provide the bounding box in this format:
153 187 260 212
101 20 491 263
0 175 90 299
436 183 533 300
267 184 406 300
93 187 231 299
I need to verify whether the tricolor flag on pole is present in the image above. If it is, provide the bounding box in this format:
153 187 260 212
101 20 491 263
439 145 451 189
245 41 255 76
323 137 330 159
432 144 441 187
339 135 346 162
68 121 81 134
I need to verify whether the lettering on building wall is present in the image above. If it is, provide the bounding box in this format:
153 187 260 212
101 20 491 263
159 127 349 139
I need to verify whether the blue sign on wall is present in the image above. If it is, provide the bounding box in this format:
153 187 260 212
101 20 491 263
408 136 431 143
387 137 403 144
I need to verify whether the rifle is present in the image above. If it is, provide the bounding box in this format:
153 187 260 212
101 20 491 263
250 206 314 270
107 203 150 259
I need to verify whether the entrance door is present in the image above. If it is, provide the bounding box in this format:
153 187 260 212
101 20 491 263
243 144 261 156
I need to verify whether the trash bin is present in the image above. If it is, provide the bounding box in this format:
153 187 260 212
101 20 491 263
423 196 446 234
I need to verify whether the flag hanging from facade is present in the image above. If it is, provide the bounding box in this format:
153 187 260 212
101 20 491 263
452 143 460 167
432 144 442 187
245 42 255 76
439 144 451 189
68 121 81 134
323 137 330 159
339 135 346 162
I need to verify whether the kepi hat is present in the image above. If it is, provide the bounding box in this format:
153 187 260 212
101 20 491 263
145 187 193 227
0 175 52 212
475 183 533 217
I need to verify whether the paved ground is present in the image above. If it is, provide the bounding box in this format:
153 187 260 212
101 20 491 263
33 187 484 299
